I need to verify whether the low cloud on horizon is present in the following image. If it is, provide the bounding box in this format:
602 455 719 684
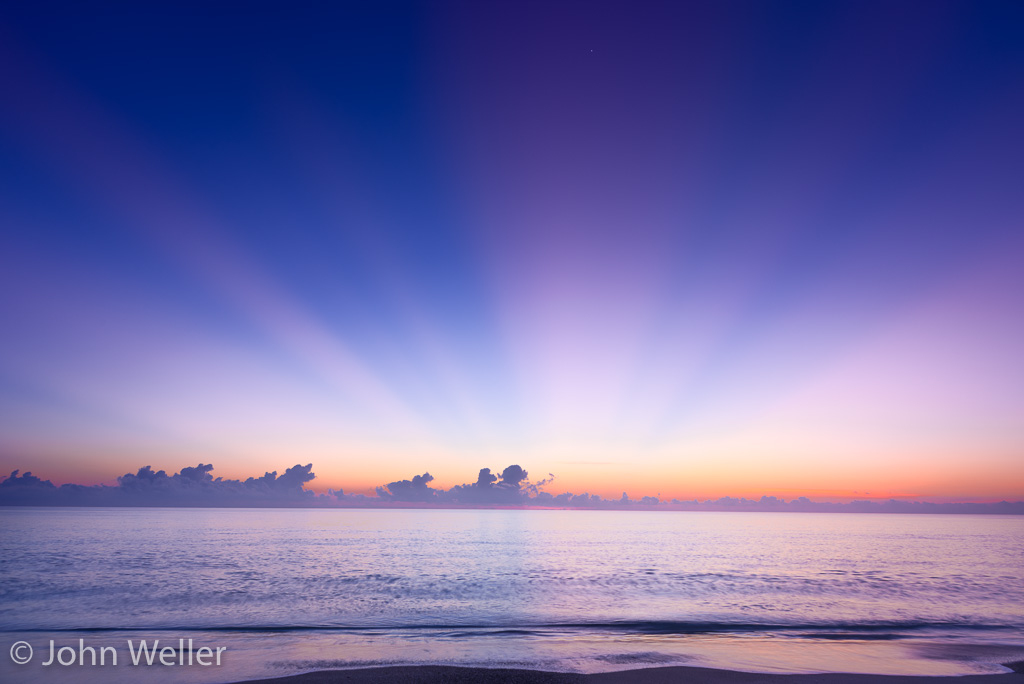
2 462 1022 513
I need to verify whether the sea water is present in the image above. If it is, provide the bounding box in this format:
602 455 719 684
1 508 1023 683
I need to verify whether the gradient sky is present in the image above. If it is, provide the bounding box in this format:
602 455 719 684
1 1 1022 502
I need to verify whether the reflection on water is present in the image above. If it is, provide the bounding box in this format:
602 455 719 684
1 508 1022 682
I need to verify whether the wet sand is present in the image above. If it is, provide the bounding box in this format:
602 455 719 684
233 662 1024 684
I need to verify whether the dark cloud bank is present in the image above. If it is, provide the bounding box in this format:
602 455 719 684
2 463 1022 513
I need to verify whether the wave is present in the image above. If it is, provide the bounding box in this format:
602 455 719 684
4 620 1021 635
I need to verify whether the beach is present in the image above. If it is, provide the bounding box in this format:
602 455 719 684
234 664 1024 684
3 509 1023 684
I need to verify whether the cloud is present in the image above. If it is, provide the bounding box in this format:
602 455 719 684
499 465 528 488
1 462 1022 512
0 470 55 496
1 463 320 507
443 465 533 504
377 465 536 504
376 472 437 502
475 468 497 488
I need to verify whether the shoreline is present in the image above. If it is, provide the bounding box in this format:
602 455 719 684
232 663 1024 684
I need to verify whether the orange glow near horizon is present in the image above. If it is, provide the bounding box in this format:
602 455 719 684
7 437 1022 504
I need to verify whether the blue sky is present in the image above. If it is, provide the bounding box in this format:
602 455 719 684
1 1 1022 500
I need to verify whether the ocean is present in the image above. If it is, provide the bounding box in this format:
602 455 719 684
1 508 1023 683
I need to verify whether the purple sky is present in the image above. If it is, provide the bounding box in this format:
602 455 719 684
1 1 1022 502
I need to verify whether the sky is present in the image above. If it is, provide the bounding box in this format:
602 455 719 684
1 0 1022 503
